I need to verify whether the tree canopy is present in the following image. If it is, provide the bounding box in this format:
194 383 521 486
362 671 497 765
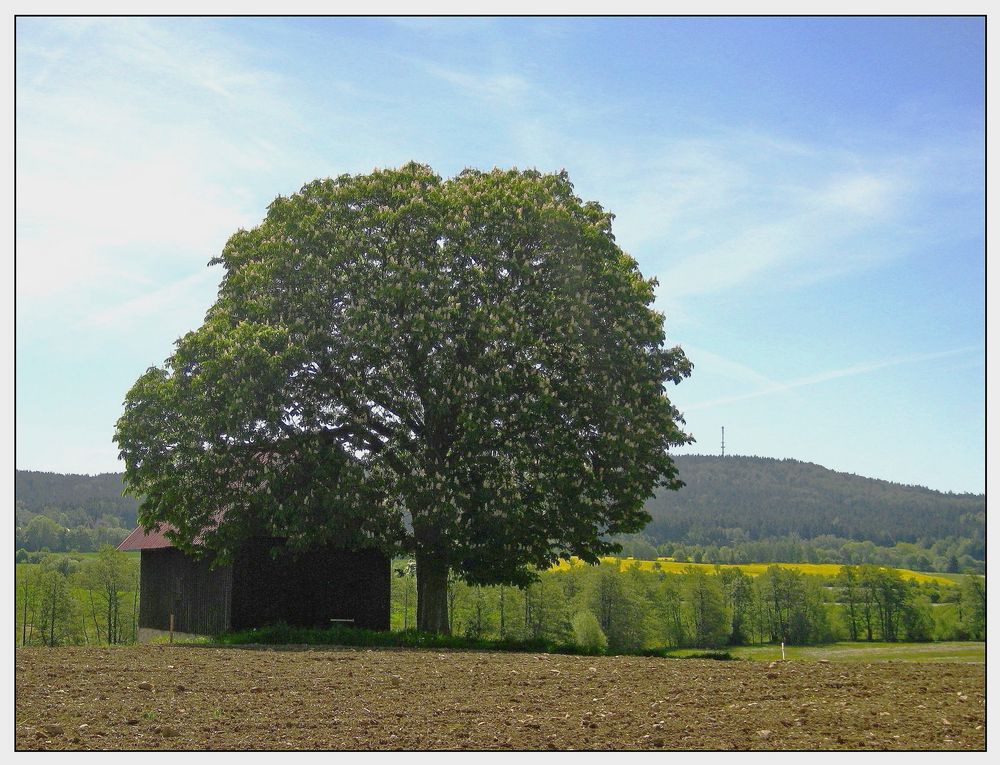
114 163 692 632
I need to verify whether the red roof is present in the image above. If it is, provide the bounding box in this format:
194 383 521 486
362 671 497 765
117 450 296 553
117 523 178 551
117 508 227 552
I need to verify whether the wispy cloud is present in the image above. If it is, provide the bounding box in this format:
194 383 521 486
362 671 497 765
652 160 908 301
679 344 778 390
685 346 983 412
505 125 963 314
386 18 500 35
88 268 220 329
15 19 300 329
418 60 532 104
820 173 900 217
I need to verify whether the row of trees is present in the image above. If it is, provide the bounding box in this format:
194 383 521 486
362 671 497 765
391 562 986 651
15 472 139 555
15 513 132 555
18 550 983 650
15 547 139 646
617 533 985 575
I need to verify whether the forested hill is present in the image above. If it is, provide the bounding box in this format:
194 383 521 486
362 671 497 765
16 470 138 525
16 460 985 561
15 471 139 552
645 455 984 553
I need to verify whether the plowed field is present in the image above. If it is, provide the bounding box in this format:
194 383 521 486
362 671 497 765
15 646 985 751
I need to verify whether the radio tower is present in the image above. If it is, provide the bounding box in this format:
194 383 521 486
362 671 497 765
721 426 725 458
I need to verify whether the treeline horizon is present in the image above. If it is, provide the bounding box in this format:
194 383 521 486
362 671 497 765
390 561 986 650
613 532 984 576
16 551 986 649
634 455 984 572
15 470 138 554
14 457 986 572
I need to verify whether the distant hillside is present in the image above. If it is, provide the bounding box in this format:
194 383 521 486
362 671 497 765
644 455 984 555
16 470 138 527
15 471 138 552
15 459 985 564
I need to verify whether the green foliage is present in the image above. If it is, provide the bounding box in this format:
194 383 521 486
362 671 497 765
216 622 595 656
42 553 81 577
18 454 985 573
16 565 40 646
633 531 984 575
652 575 687 647
22 515 64 552
113 163 692 633
15 470 139 526
959 575 986 640
33 568 78 646
901 597 934 642
16 553 140 646
524 573 572 644
832 564 952 643
756 566 834 645
462 586 496 640
570 610 608 652
859 565 911 642
678 650 733 661
836 565 863 641
683 567 728 647
718 566 755 645
383 558 972 650
14 471 137 553
391 562 418 631
79 546 140 645
585 565 650 651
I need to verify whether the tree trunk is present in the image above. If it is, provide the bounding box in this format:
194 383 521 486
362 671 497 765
498 587 506 639
21 586 28 647
48 586 56 647
132 586 139 644
402 582 410 631
524 585 531 634
415 551 450 634
88 590 103 645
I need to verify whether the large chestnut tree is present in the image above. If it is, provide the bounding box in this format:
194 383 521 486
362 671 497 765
115 163 692 633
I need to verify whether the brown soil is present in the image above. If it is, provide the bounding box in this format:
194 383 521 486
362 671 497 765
15 646 985 751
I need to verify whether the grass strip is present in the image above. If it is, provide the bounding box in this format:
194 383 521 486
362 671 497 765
213 623 737 659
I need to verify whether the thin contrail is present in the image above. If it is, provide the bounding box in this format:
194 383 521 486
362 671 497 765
685 345 982 412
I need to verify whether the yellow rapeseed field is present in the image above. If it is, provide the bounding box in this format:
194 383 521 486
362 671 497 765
549 556 955 586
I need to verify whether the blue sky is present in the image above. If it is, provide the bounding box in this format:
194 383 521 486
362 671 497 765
14 17 985 493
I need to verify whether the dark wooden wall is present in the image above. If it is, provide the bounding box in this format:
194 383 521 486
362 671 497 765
229 539 391 631
138 548 233 635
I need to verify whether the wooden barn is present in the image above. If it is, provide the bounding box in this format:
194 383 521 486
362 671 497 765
118 525 390 641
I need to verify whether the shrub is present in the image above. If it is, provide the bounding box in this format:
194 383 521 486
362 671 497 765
571 611 608 652
685 650 733 661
